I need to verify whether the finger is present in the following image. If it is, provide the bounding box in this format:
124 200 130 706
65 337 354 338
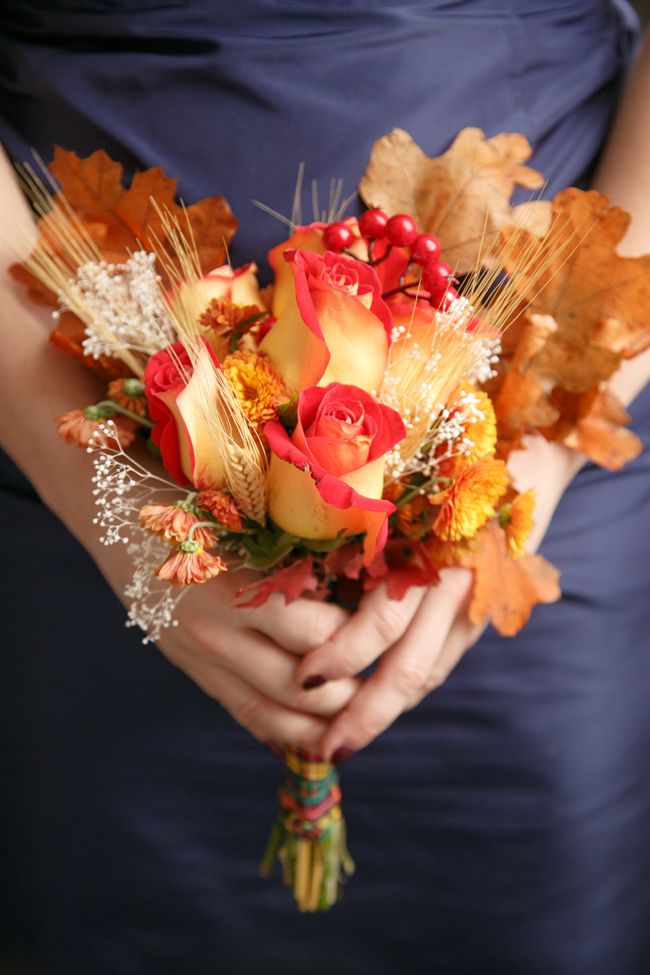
238 593 351 655
319 570 472 758
295 583 427 688
160 637 329 750
210 626 362 717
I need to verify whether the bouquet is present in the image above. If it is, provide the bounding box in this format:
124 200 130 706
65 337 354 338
12 127 649 911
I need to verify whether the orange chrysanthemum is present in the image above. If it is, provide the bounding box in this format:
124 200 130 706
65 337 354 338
199 298 262 341
107 378 148 418
500 488 536 557
140 502 216 548
155 541 227 586
430 457 509 541
196 490 244 531
222 350 287 427
56 409 137 449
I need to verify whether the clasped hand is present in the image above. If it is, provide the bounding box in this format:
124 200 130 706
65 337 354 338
160 566 481 763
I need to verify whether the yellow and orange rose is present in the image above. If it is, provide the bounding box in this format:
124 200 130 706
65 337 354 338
260 249 394 395
265 382 405 562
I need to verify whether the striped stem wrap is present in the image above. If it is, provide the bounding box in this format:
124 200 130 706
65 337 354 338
260 746 355 912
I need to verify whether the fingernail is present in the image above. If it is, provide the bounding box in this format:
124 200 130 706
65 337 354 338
266 741 286 761
302 674 327 690
331 745 356 766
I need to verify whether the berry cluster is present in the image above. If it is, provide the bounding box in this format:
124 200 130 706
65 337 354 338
322 209 459 310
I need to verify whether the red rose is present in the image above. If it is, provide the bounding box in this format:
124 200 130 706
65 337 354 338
144 342 194 484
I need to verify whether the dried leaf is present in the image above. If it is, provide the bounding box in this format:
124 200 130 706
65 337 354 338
49 311 132 379
546 387 643 470
359 128 546 272
503 189 650 369
48 148 237 273
467 521 560 636
494 190 650 464
235 557 318 609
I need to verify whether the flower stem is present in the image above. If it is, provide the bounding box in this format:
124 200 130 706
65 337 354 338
92 400 154 428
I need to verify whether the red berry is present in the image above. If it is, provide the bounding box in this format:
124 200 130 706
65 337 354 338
422 260 453 294
410 233 441 265
385 213 418 248
323 222 354 253
358 208 389 240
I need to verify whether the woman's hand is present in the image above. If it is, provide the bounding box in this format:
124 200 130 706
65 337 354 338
296 568 481 762
156 572 359 752
297 435 587 762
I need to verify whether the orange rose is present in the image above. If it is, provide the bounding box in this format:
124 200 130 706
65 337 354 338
144 341 225 489
265 382 405 562
259 248 394 395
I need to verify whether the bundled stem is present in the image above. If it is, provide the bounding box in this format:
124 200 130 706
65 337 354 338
261 747 355 912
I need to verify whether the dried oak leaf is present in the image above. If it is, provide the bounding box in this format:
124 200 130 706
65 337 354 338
539 387 642 471
503 188 650 363
12 148 237 374
496 189 650 464
466 521 560 636
47 148 237 273
359 127 546 272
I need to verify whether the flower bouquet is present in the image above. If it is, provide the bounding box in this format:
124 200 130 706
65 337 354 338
11 128 649 911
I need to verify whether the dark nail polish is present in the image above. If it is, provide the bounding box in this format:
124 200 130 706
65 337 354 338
331 745 356 766
302 674 327 690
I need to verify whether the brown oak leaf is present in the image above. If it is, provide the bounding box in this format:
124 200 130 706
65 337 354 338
494 189 650 464
503 188 650 370
359 127 546 272
466 521 561 636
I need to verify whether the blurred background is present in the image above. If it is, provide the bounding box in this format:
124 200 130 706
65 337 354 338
634 0 650 18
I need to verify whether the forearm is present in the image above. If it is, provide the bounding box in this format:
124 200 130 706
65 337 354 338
0 151 119 573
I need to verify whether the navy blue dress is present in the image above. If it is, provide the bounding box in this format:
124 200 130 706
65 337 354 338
2 3 650 973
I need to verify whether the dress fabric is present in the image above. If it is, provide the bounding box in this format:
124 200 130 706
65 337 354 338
1 2 650 974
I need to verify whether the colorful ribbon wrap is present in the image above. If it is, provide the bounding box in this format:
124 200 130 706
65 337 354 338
260 747 355 911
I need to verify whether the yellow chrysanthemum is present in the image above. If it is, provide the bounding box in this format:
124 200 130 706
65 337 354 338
430 457 509 541
222 350 287 428
500 488 536 556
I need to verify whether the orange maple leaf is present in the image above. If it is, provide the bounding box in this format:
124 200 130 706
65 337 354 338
465 521 560 636
359 127 547 273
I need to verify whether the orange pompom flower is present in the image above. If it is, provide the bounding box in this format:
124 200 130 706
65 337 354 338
155 540 227 586
196 490 244 531
430 457 509 541
56 409 137 449
107 378 148 418
222 350 287 428
499 488 536 556
140 502 217 548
